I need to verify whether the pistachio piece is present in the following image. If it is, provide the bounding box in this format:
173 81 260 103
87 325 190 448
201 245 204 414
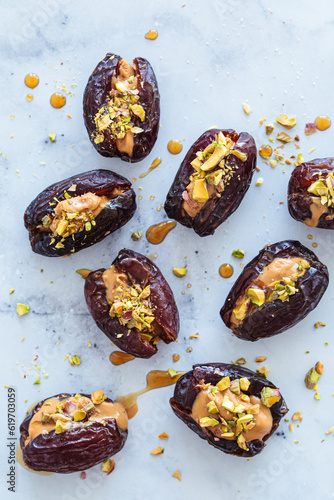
246 287 265 306
315 361 324 375
242 103 251 115
255 177 263 186
48 132 56 142
305 367 320 389
256 366 268 379
16 303 30 316
55 419 70 434
307 180 327 197
200 145 227 171
230 150 247 162
205 169 223 186
168 368 178 378
91 390 107 405
234 357 247 366
297 153 304 164
72 355 81 365
131 104 145 122
314 392 320 400
41 412 52 424
221 432 235 438
206 401 219 414
216 376 230 391
150 446 164 455
101 458 115 475
76 269 92 279
158 432 169 440
232 249 245 258
131 230 143 241
260 387 281 407
276 132 292 143
232 299 250 321
230 379 241 395
239 377 250 391
73 409 86 422
172 267 187 278
275 115 297 129
173 470 181 481
199 417 219 428
265 124 275 135
192 178 209 203
237 434 249 451
222 396 234 413
237 414 254 425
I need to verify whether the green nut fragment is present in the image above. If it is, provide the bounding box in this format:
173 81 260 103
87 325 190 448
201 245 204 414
217 376 230 391
230 379 241 395
55 419 70 434
73 409 86 422
239 377 250 392
41 412 51 424
237 434 249 451
206 401 219 414
314 392 320 400
72 355 81 365
255 177 264 186
205 169 223 186
307 180 327 197
297 153 304 164
257 366 268 379
237 414 254 425
91 390 107 405
234 357 247 366
265 124 275 135
48 132 56 142
168 368 178 378
305 367 320 389
230 150 247 162
222 396 235 413
247 287 265 306
200 144 227 171
276 132 292 143
172 267 187 278
16 303 30 316
131 230 143 241
260 387 281 408
192 178 209 203
199 417 219 428
275 115 297 129
76 269 92 279
232 249 245 258
101 458 115 475
233 299 250 321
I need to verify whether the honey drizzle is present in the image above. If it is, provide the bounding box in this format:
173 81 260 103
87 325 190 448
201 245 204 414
110 351 135 366
139 157 162 178
146 220 176 244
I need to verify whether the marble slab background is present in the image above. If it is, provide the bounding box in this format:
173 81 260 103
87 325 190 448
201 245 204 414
0 0 334 498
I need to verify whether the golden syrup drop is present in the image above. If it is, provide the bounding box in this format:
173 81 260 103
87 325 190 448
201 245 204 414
139 157 162 178
24 73 39 89
110 351 135 366
50 92 66 109
146 220 176 244
219 263 234 278
167 140 183 155
26 94 34 102
315 116 331 131
259 144 273 159
145 30 158 40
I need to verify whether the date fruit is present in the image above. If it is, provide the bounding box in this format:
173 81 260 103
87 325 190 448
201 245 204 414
220 240 329 341
288 158 334 228
83 53 160 162
85 249 179 358
20 392 128 473
24 169 136 257
164 129 256 236
170 363 288 457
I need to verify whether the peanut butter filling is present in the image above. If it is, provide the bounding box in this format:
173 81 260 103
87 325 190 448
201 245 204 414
25 393 128 446
102 265 162 343
93 58 145 156
304 197 328 227
191 377 280 451
231 257 310 327
182 132 247 218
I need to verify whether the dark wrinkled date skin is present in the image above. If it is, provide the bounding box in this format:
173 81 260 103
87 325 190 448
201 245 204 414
20 393 127 473
24 169 136 257
220 240 329 341
170 363 288 457
85 249 179 358
164 129 256 236
288 158 334 228
83 53 160 162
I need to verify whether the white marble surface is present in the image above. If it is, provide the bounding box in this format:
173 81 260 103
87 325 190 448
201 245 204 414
1 0 334 498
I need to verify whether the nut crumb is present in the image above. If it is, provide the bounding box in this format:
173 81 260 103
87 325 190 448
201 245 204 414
255 356 267 363
158 432 169 440
173 470 181 481
242 103 251 115
150 446 164 455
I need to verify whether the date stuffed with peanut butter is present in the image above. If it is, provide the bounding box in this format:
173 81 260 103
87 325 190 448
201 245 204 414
24 169 136 257
20 391 128 473
85 249 179 358
83 53 160 162
220 240 328 341
170 363 288 457
164 129 256 236
288 158 334 228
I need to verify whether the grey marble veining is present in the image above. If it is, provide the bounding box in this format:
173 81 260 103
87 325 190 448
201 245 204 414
1 0 334 498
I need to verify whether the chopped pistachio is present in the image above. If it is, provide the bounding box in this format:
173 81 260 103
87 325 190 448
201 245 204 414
222 396 234 413
199 417 219 428
41 412 51 424
76 269 92 279
230 149 247 162
234 357 247 366
260 387 281 408
289 423 294 432
277 132 292 143
255 177 264 186
269 159 277 168
315 361 324 375
101 458 115 475
255 356 267 363
48 132 56 142
172 354 180 363
247 287 265 306
305 367 320 389
314 392 320 400
232 249 245 258
207 401 219 414
233 299 250 321
237 434 249 451
217 376 230 391
131 230 143 241
173 470 181 481
73 409 86 422
91 390 107 405
230 379 241 395
9 288 15 294
275 115 297 129
292 411 302 421
315 321 326 328
242 103 251 115
150 446 164 455
265 124 275 135
172 267 187 278
158 432 169 440
325 428 334 435
297 153 304 164
256 366 268 378
168 368 178 378
239 377 250 391
72 355 81 365
16 303 29 316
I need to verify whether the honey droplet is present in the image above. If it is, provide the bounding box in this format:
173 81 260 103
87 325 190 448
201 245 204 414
24 73 39 89
259 144 273 159
26 94 34 102
110 351 135 366
50 92 66 109
139 157 162 178
219 263 234 278
167 140 183 155
146 220 176 244
145 29 158 40
315 116 331 131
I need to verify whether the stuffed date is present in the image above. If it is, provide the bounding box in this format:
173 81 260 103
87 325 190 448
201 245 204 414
83 53 160 162
164 129 256 236
84 249 179 358
220 240 329 341
170 363 288 457
20 391 128 473
24 169 136 257
288 158 334 228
